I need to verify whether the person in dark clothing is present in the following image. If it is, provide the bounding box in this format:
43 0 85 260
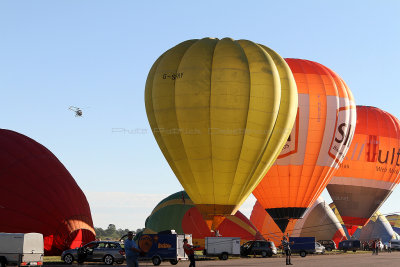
282 235 293 265
183 239 197 267
77 246 88 264
372 240 376 255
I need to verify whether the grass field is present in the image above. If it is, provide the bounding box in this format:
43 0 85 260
44 256 62 263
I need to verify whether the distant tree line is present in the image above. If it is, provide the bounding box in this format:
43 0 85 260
94 224 144 240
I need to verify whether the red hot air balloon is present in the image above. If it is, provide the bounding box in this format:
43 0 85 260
0 129 96 255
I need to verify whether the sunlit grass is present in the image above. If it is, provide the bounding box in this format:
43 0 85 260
44 256 62 263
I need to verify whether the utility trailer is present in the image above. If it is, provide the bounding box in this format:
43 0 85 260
0 233 44 267
138 233 191 266
203 237 241 260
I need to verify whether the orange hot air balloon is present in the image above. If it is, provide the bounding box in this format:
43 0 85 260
253 58 356 233
327 106 400 228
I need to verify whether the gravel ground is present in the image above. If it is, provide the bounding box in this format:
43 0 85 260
48 251 400 267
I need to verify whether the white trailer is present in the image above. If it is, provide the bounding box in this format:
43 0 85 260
204 237 240 260
0 233 44 267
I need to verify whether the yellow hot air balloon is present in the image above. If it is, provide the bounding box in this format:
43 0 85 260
145 38 298 229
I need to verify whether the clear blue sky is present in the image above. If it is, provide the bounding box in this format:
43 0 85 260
1 0 400 230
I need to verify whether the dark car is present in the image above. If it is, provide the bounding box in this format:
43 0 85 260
318 240 336 251
61 241 125 265
338 240 361 252
240 240 277 257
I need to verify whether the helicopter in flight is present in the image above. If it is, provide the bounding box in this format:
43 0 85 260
68 106 83 117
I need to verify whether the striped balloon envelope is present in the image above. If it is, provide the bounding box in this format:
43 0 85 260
250 197 347 247
145 38 298 230
253 58 356 232
352 211 398 244
386 214 400 235
0 129 95 255
329 202 358 238
327 106 400 228
143 191 263 247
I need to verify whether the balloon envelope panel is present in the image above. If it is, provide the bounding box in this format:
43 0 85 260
145 38 298 220
387 214 400 235
0 129 95 255
291 198 347 246
327 106 400 227
253 58 356 232
251 198 346 246
357 211 396 244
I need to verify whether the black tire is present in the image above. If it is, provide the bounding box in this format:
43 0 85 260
63 254 74 264
267 251 273 257
326 247 332 252
169 259 178 265
353 249 357 253
152 256 162 266
0 259 6 267
103 255 114 265
220 252 228 260
300 251 307 257
261 250 267 258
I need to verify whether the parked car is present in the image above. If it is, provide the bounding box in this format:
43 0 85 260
390 240 400 251
315 242 326 254
240 240 277 257
61 241 125 265
317 240 336 251
338 240 361 252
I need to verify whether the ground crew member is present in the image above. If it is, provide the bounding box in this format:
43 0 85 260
124 231 143 267
282 235 293 265
183 238 196 267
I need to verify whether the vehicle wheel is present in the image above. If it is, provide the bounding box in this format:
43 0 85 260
326 247 332 252
220 252 228 260
0 259 6 267
63 254 74 264
103 255 114 265
267 252 273 257
170 259 178 265
353 250 357 253
300 251 307 257
343 249 347 253
152 256 162 266
261 250 267 258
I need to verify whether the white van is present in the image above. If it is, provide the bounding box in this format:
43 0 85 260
390 239 400 250
0 233 44 267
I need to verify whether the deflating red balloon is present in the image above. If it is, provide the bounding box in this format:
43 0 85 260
0 129 96 255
